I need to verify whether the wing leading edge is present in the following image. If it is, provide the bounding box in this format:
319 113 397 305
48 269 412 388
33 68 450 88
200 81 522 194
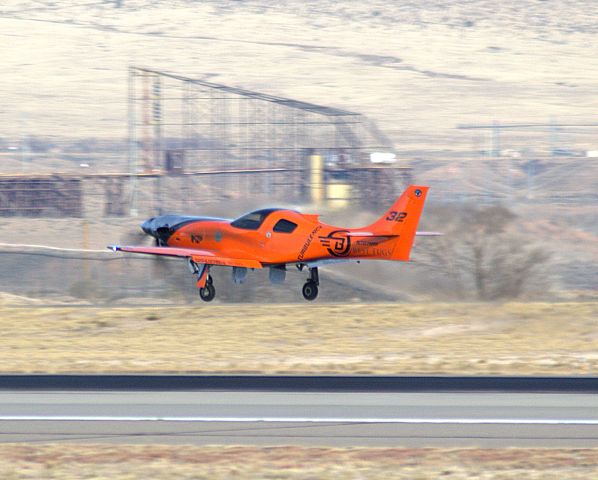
108 245 263 269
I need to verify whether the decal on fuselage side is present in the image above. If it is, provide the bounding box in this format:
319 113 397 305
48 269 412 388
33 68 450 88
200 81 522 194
351 246 392 257
190 234 203 244
319 230 351 257
298 225 322 262
351 237 393 258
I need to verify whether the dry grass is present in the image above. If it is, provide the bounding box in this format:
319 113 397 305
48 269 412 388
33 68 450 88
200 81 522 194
0 302 595 374
0 445 597 479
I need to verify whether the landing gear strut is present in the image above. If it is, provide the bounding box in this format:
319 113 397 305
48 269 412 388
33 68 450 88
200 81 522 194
302 267 319 301
199 275 216 302
189 259 216 302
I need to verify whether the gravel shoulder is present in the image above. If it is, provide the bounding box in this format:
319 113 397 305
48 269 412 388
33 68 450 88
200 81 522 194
0 445 597 480
1 302 595 375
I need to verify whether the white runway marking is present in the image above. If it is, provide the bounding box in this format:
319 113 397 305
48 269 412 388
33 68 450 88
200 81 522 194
2 416 598 425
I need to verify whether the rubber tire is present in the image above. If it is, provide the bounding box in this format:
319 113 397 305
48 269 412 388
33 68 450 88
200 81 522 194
199 283 216 302
302 281 318 301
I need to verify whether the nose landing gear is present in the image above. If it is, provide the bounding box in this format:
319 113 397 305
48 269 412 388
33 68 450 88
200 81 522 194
199 275 216 302
189 259 217 302
302 266 319 301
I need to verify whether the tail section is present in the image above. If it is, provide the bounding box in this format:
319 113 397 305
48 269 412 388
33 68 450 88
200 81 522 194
364 185 430 261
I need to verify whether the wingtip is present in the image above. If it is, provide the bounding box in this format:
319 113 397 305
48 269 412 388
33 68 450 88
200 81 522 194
107 245 121 252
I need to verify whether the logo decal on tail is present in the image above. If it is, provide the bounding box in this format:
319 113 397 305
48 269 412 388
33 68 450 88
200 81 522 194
385 211 408 222
319 230 351 257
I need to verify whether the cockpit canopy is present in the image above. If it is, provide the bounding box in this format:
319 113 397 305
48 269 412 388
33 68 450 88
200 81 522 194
230 208 283 230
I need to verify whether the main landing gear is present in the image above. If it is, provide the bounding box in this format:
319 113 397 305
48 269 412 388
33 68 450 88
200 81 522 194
301 266 319 301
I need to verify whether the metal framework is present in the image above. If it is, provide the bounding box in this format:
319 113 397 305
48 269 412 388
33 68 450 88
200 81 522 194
457 121 598 158
127 67 403 212
0 176 83 217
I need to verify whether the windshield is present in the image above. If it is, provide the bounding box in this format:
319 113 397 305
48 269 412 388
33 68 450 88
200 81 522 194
231 208 280 230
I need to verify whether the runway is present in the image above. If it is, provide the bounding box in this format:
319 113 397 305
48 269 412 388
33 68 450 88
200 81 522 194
1 391 597 447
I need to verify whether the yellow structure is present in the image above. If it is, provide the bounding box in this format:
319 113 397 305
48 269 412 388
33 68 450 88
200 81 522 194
326 182 351 209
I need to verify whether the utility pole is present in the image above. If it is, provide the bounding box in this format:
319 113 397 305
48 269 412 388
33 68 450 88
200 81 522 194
127 66 138 216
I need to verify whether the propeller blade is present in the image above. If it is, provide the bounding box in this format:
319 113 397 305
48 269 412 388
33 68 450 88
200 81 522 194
120 229 153 246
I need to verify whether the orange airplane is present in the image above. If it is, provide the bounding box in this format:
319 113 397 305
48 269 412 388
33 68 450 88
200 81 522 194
108 185 436 301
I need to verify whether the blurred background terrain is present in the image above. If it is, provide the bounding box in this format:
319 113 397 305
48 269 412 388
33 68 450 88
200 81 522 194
0 0 596 304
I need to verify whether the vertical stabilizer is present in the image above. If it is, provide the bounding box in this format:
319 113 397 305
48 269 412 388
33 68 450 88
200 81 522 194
365 185 429 261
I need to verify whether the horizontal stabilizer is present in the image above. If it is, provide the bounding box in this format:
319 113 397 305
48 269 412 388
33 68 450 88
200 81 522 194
346 232 398 238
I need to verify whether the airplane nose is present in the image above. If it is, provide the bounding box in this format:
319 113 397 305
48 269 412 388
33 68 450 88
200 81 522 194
140 216 174 246
141 218 155 235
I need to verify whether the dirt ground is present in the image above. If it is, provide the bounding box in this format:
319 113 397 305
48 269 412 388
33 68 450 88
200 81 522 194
0 445 596 480
0 301 595 375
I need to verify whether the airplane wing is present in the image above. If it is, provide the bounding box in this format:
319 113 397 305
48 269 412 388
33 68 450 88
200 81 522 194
107 245 263 269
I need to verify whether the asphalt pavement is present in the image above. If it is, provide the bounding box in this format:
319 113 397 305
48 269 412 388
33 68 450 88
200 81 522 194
1 391 597 447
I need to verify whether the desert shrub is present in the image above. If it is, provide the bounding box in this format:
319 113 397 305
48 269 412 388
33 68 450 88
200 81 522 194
417 204 551 300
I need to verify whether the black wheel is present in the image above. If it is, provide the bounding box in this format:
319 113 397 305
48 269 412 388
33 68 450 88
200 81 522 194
302 281 318 301
199 283 216 302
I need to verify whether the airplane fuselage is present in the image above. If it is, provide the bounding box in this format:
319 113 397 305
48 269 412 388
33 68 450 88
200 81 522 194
144 209 395 266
